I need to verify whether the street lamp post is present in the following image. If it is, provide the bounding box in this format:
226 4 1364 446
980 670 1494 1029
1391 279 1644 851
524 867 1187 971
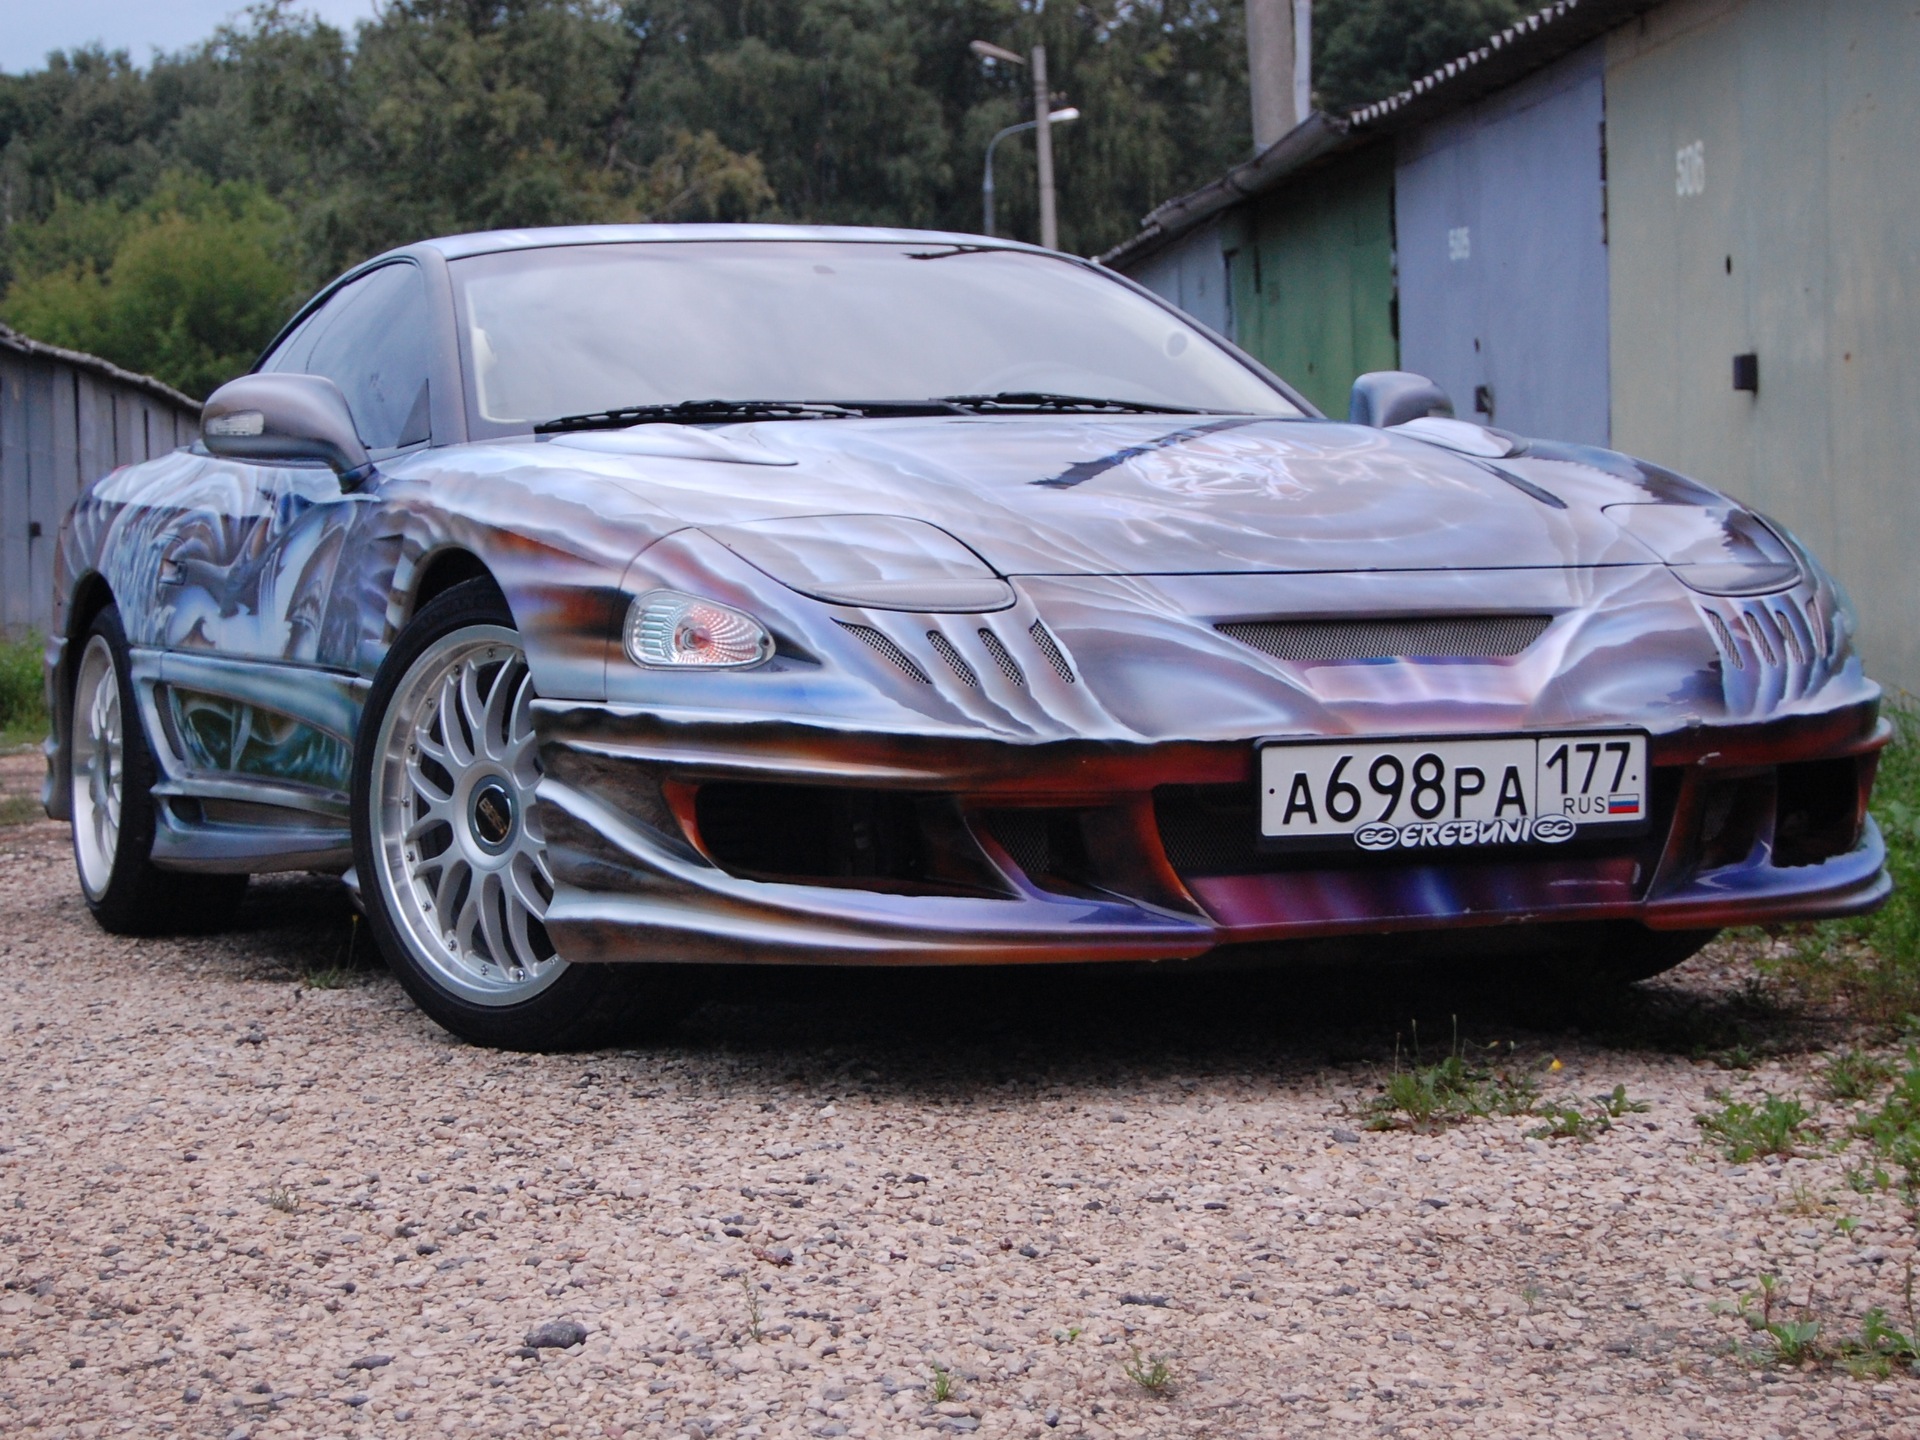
969 38 1075 249
982 108 1079 238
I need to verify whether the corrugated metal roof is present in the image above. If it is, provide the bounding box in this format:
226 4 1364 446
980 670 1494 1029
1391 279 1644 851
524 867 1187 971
0 321 200 412
1098 0 1661 272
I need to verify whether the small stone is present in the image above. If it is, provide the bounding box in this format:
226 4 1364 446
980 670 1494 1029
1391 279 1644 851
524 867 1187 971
343 1393 370 1407
348 1354 392 1370
183 1388 201 1404
1120 1293 1169 1308
68 1358 84 1369
1018 1244 1039 1259
524 1319 589 1350
1330 1128 1360 1145
751 1245 794 1267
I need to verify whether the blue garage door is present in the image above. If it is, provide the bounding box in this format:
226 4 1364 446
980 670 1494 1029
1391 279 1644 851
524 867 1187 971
1395 41 1610 445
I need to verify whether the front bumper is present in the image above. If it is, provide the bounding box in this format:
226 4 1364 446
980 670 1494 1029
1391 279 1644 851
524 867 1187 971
532 698 1890 967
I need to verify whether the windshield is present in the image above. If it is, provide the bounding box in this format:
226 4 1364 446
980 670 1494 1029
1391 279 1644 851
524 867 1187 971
449 240 1301 427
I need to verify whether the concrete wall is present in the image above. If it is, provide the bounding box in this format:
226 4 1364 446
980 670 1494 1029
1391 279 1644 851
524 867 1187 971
1 340 199 637
1607 0 1920 694
1397 42 1612 445
1125 219 1233 339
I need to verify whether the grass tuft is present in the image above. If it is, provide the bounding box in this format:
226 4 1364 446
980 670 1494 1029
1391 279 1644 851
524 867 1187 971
1695 1092 1817 1162
0 633 47 749
1762 700 1920 1024
1122 1346 1174 1395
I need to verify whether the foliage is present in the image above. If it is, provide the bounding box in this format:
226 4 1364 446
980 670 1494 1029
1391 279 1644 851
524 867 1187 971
1850 1049 1920 1201
0 1 1258 289
1363 1022 1537 1132
1122 1346 1175 1395
1824 1049 1897 1103
1312 0 1527 110
1 175 299 397
1761 701 1920 1025
0 634 46 745
1695 1092 1817 1163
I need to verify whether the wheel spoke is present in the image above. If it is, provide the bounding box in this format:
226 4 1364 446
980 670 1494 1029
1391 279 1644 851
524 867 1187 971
437 671 475 768
459 659 491 760
477 871 513 969
479 659 516 764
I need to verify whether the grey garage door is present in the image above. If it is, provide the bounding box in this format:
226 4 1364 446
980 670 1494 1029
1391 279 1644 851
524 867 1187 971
1394 40 1610 445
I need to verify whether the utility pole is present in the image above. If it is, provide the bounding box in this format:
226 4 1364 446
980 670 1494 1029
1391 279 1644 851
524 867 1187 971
1247 0 1312 152
1032 45 1058 250
969 38 1069 250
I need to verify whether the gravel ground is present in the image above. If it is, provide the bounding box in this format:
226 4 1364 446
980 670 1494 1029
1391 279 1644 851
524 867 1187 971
5 813 1919 1439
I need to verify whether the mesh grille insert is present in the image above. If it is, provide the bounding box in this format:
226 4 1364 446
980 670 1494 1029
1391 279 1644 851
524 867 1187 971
927 630 980 688
1028 622 1076 683
834 620 931 684
1706 610 1745 669
1218 614 1552 663
978 629 1026 686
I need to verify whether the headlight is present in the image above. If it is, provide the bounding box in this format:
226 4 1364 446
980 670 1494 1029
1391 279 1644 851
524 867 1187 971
1604 502 1801 596
624 590 773 668
705 514 1014 612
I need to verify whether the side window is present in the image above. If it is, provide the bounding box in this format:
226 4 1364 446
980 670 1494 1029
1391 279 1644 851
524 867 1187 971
264 263 433 452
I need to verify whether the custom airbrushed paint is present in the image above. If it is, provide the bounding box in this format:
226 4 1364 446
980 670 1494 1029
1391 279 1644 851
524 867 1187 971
43 226 1888 962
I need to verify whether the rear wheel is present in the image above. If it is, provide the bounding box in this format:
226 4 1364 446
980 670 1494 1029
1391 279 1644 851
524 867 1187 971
69 606 247 934
351 579 687 1050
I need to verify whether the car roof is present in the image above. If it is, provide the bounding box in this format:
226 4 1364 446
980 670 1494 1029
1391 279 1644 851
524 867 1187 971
403 223 1062 265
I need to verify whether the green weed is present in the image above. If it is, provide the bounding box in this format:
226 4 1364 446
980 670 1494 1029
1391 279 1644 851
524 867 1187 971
1364 1020 1535 1133
1122 1346 1174 1395
1823 1049 1897 1102
1850 1050 1920 1200
927 1363 953 1403
1762 701 1920 1024
0 634 45 746
1695 1093 1817 1162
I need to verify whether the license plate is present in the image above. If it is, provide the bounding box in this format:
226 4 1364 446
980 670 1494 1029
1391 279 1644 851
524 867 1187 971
1258 732 1649 852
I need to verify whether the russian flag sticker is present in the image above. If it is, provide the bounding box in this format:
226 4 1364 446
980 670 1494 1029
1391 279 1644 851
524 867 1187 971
1608 794 1642 815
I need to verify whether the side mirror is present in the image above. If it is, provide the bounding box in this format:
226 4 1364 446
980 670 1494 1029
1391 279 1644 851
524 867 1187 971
1348 371 1455 429
202 374 371 481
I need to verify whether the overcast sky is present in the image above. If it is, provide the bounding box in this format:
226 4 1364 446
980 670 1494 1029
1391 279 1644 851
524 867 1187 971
2 1 382 75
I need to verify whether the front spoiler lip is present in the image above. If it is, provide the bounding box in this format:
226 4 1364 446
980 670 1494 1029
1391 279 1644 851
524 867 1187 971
533 698 1891 967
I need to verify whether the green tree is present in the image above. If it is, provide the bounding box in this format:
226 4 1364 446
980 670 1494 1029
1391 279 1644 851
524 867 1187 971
1313 0 1527 112
1 175 298 397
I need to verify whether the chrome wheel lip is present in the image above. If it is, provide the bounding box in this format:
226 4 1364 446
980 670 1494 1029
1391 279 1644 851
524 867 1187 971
70 634 123 902
369 625 566 1007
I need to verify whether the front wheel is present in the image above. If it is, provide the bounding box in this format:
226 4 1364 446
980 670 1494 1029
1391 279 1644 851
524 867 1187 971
351 579 684 1050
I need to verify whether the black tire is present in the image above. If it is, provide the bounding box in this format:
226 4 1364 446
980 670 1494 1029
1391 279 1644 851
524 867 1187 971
350 578 689 1051
1586 925 1720 985
67 605 247 935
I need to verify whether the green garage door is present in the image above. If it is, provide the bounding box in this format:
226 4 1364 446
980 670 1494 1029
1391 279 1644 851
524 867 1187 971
1227 145 1398 418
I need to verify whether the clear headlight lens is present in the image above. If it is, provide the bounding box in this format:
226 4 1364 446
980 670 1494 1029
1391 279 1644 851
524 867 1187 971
624 590 773 668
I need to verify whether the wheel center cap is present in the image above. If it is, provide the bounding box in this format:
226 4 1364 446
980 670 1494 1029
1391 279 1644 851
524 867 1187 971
469 779 517 853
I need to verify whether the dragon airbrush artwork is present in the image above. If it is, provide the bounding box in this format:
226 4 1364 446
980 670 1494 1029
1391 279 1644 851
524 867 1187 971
43 227 1888 1048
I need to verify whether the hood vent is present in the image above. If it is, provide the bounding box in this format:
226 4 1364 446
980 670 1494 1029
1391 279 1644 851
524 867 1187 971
1219 614 1552 663
835 620 932 683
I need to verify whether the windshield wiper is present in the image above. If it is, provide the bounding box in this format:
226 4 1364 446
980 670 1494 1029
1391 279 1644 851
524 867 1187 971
535 398 964 433
935 391 1219 416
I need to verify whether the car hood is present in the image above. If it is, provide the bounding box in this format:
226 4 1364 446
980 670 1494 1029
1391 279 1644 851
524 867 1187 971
533 414 1670 577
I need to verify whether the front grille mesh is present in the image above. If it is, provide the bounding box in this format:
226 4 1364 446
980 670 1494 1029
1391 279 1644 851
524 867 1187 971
1218 614 1552 663
978 629 1026 686
834 620 931 684
926 630 980 688
1029 622 1076 683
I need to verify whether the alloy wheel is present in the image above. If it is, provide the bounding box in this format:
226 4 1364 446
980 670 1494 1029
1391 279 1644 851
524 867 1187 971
368 625 564 1005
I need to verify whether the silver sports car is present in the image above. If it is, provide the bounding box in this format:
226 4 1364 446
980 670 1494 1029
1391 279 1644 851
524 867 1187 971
45 225 1888 1049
